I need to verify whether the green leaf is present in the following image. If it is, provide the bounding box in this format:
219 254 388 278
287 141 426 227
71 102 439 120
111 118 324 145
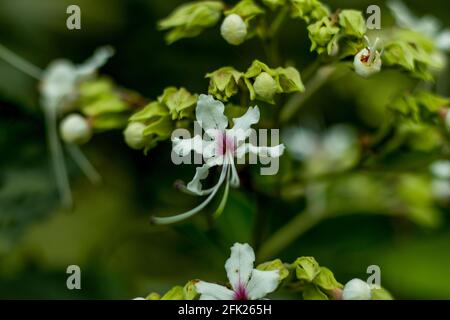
338 10 366 38
262 0 286 10
158 1 224 44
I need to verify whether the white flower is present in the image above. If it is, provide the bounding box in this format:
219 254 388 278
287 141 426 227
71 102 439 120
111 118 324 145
151 94 285 224
342 278 372 300
60 114 92 145
41 46 114 112
220 14 248 46
387 0 450 52
41 47 113 207
354 36 382 78
195 243 279 300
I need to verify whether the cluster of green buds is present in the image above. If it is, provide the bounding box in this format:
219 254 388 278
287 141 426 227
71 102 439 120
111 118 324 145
207 60 304 103
124 87 197 152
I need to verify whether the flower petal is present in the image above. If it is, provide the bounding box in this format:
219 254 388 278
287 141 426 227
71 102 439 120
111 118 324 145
186 163 214 195
195 281 235 300
231 106 260 141
246 269 279 300
196 94 228 132
225 243 255 291
172 135 205 157
236 143 285 159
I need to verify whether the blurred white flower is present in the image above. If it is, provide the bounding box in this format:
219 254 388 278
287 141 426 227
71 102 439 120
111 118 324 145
387 0 450 52
284 125 359 176
195 243 279 300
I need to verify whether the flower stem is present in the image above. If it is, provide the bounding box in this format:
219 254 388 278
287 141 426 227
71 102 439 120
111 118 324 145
65 144 102 184
279 65 336 123
257 210 324 261
0 43 42 80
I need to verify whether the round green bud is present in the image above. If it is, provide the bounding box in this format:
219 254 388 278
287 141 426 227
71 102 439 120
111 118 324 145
354 48 382 78
253 72 277 101
124 122 146 150
220 14 247 46
342 278 372 300
59 114 92 145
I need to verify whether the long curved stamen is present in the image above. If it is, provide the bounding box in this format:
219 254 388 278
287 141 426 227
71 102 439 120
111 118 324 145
228 153 240 187
151 164 229 225
368 37 381 64
65 144 102 184
45 107 72 208
0 43 42 80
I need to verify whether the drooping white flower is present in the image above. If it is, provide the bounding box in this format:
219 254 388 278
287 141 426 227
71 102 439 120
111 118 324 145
354 36 382 78
342 278 372 300
220 14 248 46
151 94 285 224
0 45 113 207
41 46 114 112
195 243 279 300
387 0 450 52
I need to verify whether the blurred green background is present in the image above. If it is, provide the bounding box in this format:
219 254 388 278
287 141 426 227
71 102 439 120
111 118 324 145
1 0 450 299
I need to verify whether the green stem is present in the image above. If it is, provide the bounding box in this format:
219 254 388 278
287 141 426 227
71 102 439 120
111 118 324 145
279 65 336 123
257 210 324 261
0 43 42 79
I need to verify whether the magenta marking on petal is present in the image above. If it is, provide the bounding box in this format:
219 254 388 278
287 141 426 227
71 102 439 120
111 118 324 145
216 132 236 156
233 283 249 300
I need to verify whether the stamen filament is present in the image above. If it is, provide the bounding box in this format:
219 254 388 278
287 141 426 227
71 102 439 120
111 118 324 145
151 164 229 225
66 144 102 184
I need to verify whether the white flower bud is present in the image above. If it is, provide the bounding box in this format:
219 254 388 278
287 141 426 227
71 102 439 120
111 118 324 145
354 48 382 78
253 72 277 101
124 122 146 150
59 114 92 145
220 14 247 46
342 278 372 300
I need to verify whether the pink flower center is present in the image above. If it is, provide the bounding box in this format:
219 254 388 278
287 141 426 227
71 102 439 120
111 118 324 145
216 132 235 156
233 283 249 300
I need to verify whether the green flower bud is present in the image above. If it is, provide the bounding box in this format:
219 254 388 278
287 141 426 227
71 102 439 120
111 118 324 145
253 72 277 102
342 278 372 300
124 122 146 150
307 17 340 54
221 14 248 45
59 114 92 145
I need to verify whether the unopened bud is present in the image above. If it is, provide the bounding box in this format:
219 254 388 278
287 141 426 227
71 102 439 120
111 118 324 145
253 72 277 102
220 14 247 46
124 122 146 150
59 114 92 145
342 278 372 300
